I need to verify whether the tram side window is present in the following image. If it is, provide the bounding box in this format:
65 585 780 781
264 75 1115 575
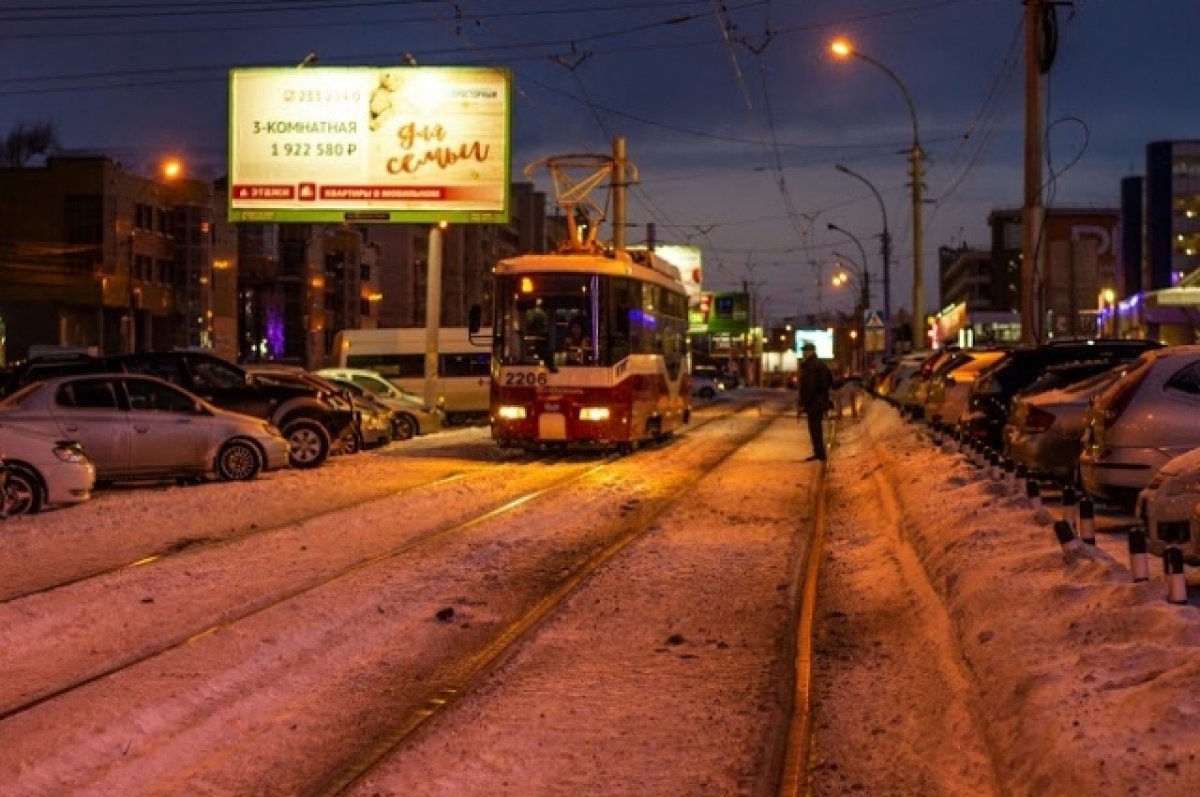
441 352 491 377
606 278 635 362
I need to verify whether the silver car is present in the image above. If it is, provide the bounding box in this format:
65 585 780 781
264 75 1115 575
316 368 443 439
1004 367 1123 483
1081 346 1200 509
0 374 290 483
0 421 95 516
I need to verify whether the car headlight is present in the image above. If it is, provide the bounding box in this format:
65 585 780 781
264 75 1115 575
579 407 610 421
53 441 88 463
497 405 526 420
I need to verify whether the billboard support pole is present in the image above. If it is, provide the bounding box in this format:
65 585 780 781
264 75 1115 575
423 224 444 414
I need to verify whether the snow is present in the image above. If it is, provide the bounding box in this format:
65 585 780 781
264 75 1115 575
2 395 1200 796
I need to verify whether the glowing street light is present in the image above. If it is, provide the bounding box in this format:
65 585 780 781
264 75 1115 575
161 158 184 180
830 36 923 351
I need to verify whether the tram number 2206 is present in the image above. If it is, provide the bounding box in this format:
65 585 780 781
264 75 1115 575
504 370 549 387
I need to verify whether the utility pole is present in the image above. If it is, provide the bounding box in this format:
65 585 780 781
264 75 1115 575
1021 0 1046 345
911 141 924 352
612 137 627 252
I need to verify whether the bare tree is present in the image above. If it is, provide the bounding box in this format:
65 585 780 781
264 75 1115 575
1 122 60 167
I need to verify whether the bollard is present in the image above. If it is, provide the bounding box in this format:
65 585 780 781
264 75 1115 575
1128 527 1150 582
1054 519 1084 564
1077 495 1096 545
990 451 1003 481
1004 458 1016 491
1015 463 1028 497
1062 483 1078 530
1164 546 1188 605
1026 477 1041 509
931 419 943 447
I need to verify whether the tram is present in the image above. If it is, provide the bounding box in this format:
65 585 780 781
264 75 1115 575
476 247 692 451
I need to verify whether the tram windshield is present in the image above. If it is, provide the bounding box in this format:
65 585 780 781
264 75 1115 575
494 272 688 376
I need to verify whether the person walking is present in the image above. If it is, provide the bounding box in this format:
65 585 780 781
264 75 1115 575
798 341 834 461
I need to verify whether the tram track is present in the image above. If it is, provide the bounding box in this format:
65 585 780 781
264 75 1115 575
0 402 769 734
307 403 790 796
3 404 741 605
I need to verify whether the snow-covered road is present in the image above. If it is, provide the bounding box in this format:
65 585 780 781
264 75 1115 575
5 392 1200 796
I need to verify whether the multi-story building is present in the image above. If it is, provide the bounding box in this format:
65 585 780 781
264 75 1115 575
0 155 225 364
0 160 575 369
988 206 1120 339
1112 141 1200 343
939 244 999 311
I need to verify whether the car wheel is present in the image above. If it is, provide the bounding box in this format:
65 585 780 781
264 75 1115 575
392 413 418 440
216 440 263 481
699 387 715 400
342 431 363 455
282 419 331 469
3 465 43 516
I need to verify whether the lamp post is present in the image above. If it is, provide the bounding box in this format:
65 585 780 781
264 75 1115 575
830 38 922 352
827 223 870 311
834 163 891 354
830 255 867 373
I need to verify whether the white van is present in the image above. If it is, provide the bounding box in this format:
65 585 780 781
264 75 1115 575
329 327 491 425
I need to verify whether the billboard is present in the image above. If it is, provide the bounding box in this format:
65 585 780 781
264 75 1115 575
228 66 511 223
793 328 835 360
629 244 703 301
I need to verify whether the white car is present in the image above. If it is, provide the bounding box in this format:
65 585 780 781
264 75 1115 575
1135 446 1200 562
1081 345 1200 510
1 424 95 516
691 373 724 401
316 368 442 438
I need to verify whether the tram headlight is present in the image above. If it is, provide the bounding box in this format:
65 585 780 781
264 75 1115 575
579 406 611 422
498 405 527 420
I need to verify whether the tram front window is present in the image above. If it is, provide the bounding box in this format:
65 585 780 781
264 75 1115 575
498 274 602 367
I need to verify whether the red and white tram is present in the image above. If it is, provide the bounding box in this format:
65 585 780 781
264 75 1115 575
481 248 692 451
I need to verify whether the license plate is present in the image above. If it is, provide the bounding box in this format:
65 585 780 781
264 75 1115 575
544 402 560 411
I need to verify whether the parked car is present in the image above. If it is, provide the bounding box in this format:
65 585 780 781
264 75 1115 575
315 367 442 439
1081 345 1200 510
877 352 933 402
1 351 355 469
898 348 960 415
922 349 1007 425
693 364 740 391
0 374 290 485
0 420 94 516
962 339 1162 449
242 365 368 454
314 377 397 449
1003 366 1125 484
691 372 724 400
1135 446 1200 563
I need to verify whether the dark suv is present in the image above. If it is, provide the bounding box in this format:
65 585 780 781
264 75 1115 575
962 338 1163 449
0 351 354 469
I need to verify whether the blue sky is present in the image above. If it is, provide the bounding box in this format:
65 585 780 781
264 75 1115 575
1 0 1196 321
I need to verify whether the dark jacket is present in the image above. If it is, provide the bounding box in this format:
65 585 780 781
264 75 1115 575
799 355 834 411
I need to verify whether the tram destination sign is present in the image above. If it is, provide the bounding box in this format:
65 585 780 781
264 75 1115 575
228 66 511 223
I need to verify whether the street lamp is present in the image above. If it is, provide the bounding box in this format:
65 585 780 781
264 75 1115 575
830 249 868 374
830 37 923 351
834 163 891 354
827 223 870 312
